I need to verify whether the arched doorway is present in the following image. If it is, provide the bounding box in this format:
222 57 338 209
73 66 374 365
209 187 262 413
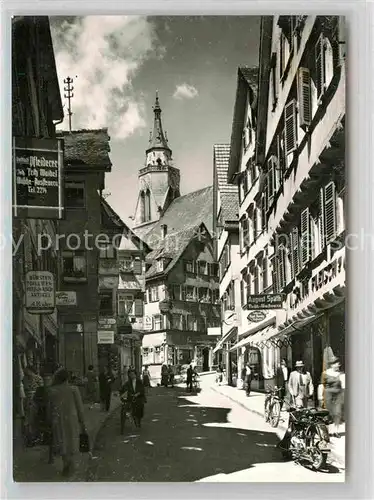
202 347 209 372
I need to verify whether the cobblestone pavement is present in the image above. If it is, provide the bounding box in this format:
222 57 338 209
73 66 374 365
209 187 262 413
87 385 345 483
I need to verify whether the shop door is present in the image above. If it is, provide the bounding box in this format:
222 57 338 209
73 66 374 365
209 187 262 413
202 347 209 372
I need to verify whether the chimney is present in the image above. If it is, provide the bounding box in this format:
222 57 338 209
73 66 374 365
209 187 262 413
161 224 167 239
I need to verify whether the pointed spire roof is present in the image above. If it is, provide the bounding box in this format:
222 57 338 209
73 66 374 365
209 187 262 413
146 91 171 154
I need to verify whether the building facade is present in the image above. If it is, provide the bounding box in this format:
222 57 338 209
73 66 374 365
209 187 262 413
57 129 112 378
116 223 150 378
12 16 64 422
142 220 220 380
227 16 346 393
212 144 241 385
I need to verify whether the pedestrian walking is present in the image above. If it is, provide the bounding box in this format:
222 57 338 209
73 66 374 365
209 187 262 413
288 360 314 408
217 364 224 385
168 365 174 388
85 365 98 408
275 359 290 407
33 366 54 463
142 366 151 388
48 368 87 478
244 362 252 397
22 365 43 446
186 364 193 392
161 364 169 387
99 366 114 412
120 368 146 428
321 356 344 438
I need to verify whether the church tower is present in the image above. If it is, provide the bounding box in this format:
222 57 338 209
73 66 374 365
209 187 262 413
133 92 181 233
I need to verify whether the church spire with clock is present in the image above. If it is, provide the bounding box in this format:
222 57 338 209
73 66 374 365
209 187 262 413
133 92 181 233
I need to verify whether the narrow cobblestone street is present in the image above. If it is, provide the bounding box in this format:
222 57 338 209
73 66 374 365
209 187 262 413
87 385 345 482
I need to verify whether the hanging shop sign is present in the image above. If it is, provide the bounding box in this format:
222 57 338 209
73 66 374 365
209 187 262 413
247 294 284 310
25 271 55 314
247 311 267 323
13 137 64 219
55 291 77 306
97 330 115 344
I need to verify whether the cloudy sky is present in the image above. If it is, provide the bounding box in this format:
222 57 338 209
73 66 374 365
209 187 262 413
50 16 260 226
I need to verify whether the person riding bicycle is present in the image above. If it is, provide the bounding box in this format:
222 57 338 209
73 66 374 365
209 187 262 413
119 369 146 428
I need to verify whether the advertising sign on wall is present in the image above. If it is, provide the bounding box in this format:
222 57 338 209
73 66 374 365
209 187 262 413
247 294 284 310
25 271 55 314
13 137 64 219
55 291 77 306
97 331 115 344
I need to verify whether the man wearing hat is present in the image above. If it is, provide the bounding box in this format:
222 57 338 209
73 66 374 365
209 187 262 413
288 360 314 408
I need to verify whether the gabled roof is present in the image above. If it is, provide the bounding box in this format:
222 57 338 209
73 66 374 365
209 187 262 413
142 185 214 279
58 129 112 170
145 223 210 279
214 144 239 222
144 185 214 243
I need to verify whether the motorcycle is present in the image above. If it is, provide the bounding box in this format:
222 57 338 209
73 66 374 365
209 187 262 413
278 406 331 470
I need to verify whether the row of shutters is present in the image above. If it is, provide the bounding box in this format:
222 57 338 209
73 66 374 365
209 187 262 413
273 182 337 291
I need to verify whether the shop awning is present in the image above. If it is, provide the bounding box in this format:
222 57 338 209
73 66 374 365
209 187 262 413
229 325 274 351
277 312 324 338
212 327 237 353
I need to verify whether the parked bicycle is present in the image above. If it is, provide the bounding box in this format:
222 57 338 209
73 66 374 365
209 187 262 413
264 385 283 428
120 394 139 434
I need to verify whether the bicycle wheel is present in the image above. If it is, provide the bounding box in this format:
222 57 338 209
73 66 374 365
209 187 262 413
270 400 281 428
264 398 271 422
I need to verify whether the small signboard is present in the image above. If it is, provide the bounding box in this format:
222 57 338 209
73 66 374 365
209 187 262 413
97 331 115 344
13 137 64 219
247 311 267 323
56 291 77 306
98 318 116 325
25 271 55 314
144 316 152 331
247 294 284 310
207 327 221 336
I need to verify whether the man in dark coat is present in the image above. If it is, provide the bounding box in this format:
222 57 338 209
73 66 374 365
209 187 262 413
99 366 115 412
186 365 193 392
120 369 146 428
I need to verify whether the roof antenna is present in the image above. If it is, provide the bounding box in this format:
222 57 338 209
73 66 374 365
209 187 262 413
64 75 77 132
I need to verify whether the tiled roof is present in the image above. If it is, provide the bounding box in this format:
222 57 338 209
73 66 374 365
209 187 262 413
214 144 239 222
214 145 237 194
145 185 214 243
145 224 208 279
101 198 126 230
118 275 143 290
58 129 112 169
143 186 214 278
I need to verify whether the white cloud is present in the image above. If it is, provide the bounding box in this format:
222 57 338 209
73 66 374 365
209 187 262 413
51 16 164 139
173 83 199 100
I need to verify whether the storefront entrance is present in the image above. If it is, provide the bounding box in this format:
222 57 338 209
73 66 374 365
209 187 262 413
202 347 209 372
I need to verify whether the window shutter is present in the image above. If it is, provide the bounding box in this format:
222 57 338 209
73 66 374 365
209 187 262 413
278 248 286 289
134 298 143 317
277 133 286 185
261 195 267 231
270 257 278 293
290 227 300 278
267 157 275 203
324 182 337 243
300 207 311 266
316 34 326 99
319 188 325 251
298 67 312 127
253 208 258 241
133 258 142 274
284 99 297 154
